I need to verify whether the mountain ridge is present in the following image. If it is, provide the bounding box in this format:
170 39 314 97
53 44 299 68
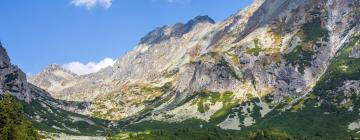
2 0 360 139
29 0 360 121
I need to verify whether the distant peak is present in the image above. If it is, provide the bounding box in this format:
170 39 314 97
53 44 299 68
187 15 215 25
139 15 215 45
42 64 78 76
46 64 61 70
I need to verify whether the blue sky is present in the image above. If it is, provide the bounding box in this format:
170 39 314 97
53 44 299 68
0 0 253 75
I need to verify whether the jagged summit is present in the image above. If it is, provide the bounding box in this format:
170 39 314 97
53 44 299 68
0 42 11 68
42 64 78 76
182 14 215 24
171 15 215 37
44 64 62 72
139 15 215 45
0 44 31 102
47 64 62 70
186 15 215 26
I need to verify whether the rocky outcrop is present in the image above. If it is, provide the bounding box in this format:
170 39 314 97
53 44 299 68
0 43 31 102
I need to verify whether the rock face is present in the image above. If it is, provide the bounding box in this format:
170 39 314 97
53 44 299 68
29 0 360 123
0 43 31 102
28 64 79 99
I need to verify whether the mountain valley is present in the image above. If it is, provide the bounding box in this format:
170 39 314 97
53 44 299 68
1 0 360 139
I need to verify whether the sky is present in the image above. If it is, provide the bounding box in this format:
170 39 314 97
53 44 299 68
0 0 253 75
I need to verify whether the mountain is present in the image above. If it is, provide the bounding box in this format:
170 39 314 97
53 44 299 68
28 64 79 99
3 0 360 139
0 43 31 102
0 44 114 137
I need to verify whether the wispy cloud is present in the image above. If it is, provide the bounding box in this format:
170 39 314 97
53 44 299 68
62 58 116 75
71 0 113 9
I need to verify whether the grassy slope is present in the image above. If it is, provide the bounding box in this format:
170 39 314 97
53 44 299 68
22 89 114 136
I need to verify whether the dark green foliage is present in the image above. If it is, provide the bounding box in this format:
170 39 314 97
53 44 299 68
246 96 360 140
247 130 292 140
0 93 40 140
209 96 238 124
249 100 262 123
284 45 314 74
302 11 329 43
111 119 227 140
189 90 238 124
197 99 209 113
192 91 229 114
110 119 301 140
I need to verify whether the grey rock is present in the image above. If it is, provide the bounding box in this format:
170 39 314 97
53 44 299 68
0 43 31 102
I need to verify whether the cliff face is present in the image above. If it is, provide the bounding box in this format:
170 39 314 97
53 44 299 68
29 0 360 124
0 43 31 102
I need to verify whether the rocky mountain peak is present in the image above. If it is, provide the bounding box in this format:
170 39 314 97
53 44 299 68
48 64 61 69
139 25 170 45
28 64 79 97
0 42 11 68
186 15 215 26
40 64 78 76
139 15 215 45
0 44 31 102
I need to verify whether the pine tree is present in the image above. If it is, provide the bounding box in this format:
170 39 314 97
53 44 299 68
0 92 40 140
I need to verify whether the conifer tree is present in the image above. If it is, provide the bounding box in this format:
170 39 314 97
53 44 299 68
0 92 39 140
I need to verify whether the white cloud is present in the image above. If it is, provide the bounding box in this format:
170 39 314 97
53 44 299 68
71 0 113 9
62 58 116 75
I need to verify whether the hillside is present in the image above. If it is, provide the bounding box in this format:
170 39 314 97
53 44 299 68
0 0 360 139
